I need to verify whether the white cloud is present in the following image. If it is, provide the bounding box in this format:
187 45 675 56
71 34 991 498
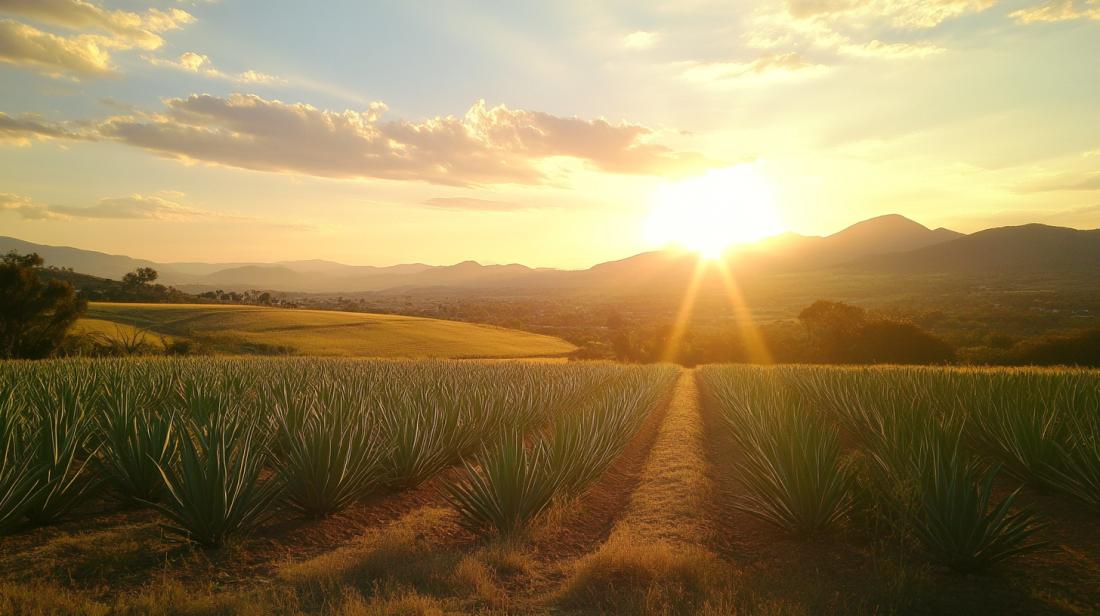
144 51 285 84
1010 0 1100 23
679 52 830 85
622 30 661 50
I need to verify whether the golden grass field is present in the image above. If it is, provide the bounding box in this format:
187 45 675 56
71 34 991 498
80 302 576 359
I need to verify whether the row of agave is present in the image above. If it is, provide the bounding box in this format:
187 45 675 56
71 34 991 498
445 365 679 535
699 365 1069 573
0 357 633 547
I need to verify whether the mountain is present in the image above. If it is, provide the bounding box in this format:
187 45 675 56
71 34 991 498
0 236 162 280
737 214 964 269
847 224 1100 273
15 215 1098 295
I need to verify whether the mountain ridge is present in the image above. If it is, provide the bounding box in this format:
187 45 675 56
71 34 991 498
6 215 1097 294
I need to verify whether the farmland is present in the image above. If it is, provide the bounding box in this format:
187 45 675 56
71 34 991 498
1 359 1099 614
80 303 577 359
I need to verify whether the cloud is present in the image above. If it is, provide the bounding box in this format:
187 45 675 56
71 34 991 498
785 0 995 29
0 192 66 219
679 52 829 84
839 38 945 58
0 0 193 49
0 192 227 221
0 0 193 77
92 94 713 186
622 30 661 50
420 197 541 211
52 193 225 220
1010 0 1100 23
0 111 85 143
738 0 980 67
0 19 112 76
1014 172 1100 193
144 51 285 84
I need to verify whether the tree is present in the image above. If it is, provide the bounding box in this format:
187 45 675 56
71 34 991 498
122 267 158 286
798 299 954 365
0 252 86 359
799 300 867 362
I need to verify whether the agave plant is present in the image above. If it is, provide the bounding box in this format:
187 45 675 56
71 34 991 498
734 407 853 537
0 392 45 534
701 367 855 537
154 414 280 548
24 380 101 524
276 405 389 517
95 383 177 505
912 435 1047 572
446 430 559 534
384 406 463 488
1043 406 1100 508
972 394 1069 488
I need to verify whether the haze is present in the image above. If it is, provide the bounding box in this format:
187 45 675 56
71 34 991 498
1 0 1099 268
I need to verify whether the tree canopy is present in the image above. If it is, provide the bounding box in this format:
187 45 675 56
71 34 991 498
0 252 86 359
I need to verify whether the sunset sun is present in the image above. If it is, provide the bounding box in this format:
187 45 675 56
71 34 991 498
645 164 783 258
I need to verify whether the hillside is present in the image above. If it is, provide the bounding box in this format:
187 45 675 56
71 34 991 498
847 224 1100 273
82 303 577 358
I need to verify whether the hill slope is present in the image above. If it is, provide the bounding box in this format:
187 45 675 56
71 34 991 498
848 224 1100 273
83 303 577 358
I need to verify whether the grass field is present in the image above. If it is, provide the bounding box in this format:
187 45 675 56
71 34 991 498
81 302 576 358
2 359 1100 615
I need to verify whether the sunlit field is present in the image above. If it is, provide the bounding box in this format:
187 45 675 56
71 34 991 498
82 303 577 358
1 358 1099 614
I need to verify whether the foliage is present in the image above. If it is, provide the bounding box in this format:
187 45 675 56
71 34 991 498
95 379 177 504
911 435 1047 572
447 365 677 534
122 267 159 287
275 399 388 517
0 390 45 534
0 252 86 359
446 430 559 534
153 413 280 548
701 367 853 536
799 300 955 365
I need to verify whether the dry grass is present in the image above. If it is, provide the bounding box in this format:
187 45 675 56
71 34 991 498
556 370 737 614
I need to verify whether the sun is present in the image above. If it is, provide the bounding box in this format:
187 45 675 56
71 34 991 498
644 164 782 258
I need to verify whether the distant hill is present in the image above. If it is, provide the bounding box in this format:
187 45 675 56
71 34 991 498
729 214 962 271
0 236 162 280
11 215 1100 295
847 224 1100 273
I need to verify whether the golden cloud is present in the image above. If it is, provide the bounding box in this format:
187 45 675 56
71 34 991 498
0 0 193 77
89 95 713 186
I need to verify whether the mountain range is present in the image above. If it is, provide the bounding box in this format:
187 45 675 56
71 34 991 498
4 214 1099 294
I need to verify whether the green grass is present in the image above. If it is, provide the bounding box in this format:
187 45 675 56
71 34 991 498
81 302 577 358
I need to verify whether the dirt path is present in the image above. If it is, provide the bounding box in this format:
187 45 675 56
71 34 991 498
545 369 735 614
599 369 713 547
511 374 677 595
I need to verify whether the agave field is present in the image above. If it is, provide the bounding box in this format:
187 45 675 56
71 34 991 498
699 365 1100 573
0 358 674 547
2 359 1100 614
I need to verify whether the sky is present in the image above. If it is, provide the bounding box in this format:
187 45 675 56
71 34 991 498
1 0 1099 268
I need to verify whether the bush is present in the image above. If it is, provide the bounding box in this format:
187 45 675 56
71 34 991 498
0 252 85 359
